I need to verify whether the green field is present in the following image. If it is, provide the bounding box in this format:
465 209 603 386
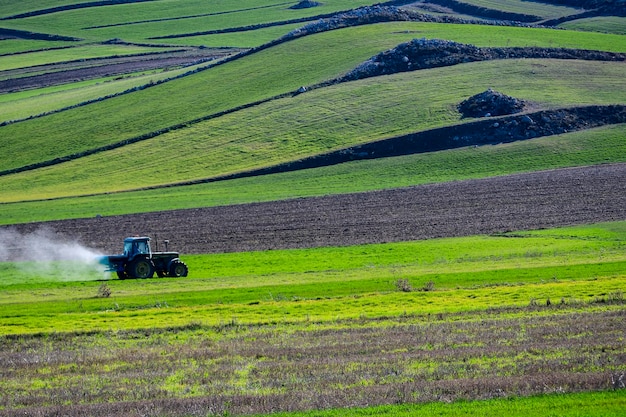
0 0 376 44
0 61 213 124
459 0 582 19
6 22 624 172
1 22 625 205
2 221 625 332
1 1 625 415
260 391 626 417
561 16 626 35
1 222 625 413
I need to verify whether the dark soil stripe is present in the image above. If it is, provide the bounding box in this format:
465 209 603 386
0 50 220 94
0 28 80 42
6 163 626 254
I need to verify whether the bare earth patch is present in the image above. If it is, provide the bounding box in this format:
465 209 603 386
6 163 626 254
0 48 235 93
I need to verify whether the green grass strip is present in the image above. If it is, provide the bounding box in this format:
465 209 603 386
457 0 580 19
0 277 623 335
1 221 624 335
560 16 626 35
255 390 626 417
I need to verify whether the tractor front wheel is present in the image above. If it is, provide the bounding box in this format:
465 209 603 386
129 259 155 279
169 260 188 277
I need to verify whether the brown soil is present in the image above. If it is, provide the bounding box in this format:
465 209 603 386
0 48 234 93
6 163 626 254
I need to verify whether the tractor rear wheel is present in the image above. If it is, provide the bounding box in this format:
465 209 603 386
169 260 188 277
129 259 155 279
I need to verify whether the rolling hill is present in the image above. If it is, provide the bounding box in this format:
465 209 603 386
0 2 624 219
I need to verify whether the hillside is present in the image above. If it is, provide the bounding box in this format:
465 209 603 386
0 2 625 213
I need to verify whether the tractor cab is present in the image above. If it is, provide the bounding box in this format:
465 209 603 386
123 237 151 260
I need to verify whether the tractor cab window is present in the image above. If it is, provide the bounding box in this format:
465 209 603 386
136 241 149 254
123 241 133 256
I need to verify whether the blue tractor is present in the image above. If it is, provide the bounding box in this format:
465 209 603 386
100 236 188 279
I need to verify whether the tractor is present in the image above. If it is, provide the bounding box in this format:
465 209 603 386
99 236 188 279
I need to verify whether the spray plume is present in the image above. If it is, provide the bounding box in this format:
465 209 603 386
0 228 107 282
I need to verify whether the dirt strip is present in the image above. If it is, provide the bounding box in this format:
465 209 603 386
4 163 626 254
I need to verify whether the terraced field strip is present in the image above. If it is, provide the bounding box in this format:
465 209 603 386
561 16 626 34
454 0 583 19
2 58 625 201
1 122 625 225
0 0 376 44
0 39 78 56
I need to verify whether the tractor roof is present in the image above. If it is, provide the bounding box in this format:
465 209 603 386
124 236 150 242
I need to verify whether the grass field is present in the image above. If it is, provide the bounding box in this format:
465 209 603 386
258 391 626 417
3 205 617 411
561 16 626 35
452 0 582 19
0 39 79 55
2 22 624 175
3 21 624 123
0 61 215 124
1 221 624 413
1 221 625 333
1 1 625 415
6 57 626 199
0 0 376 44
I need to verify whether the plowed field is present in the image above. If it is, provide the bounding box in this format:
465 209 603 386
7 163 626 254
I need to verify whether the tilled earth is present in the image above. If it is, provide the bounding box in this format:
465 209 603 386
0 48 236 93
7 163 626 255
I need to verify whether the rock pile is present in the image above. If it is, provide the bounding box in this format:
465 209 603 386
458 89 526 118
341 38 625 81
289 1 321 9
283 6 464 40
343 38 487 80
